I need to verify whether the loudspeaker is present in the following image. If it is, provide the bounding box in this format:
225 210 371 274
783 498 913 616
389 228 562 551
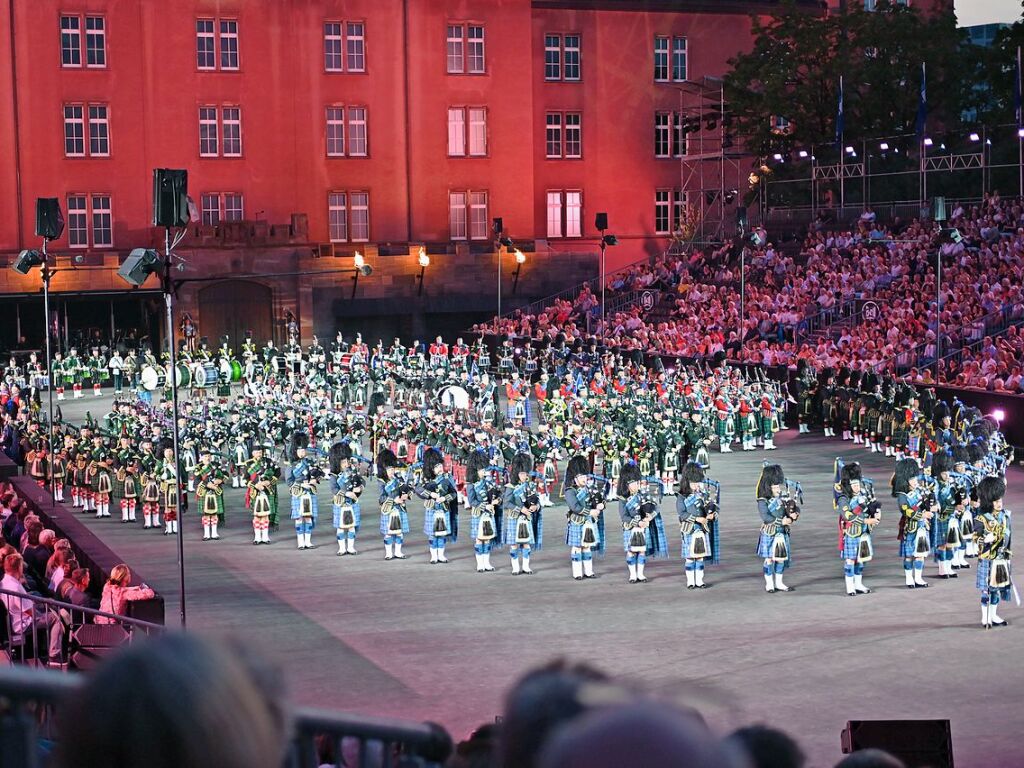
492 217 504 236
735 206 748 232
152 169 190 228
933 196 947 223
841 720 952 768
35 198 65 240
118 248 162 287
12 250 44 275
595 212 608 231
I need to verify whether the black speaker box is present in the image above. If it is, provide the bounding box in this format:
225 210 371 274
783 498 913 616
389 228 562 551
841 719 953 768
35 198 65 240
595 212 608 231
152 168 190 227
118 249 162 287
492 217 503 236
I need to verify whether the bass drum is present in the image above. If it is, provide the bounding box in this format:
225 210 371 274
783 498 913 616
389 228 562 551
219 359 233 383
175 363 192 389
140 365 166 392
194 361 219 388
230 359 243 382
439 385 471 410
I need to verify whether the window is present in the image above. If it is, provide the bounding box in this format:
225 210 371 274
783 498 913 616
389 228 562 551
66 194 112 248
85 16 106 67
326 107 345 156
219 19 239 70
347 107 367 156
448 107 486 157
546 112 582 158
222 107 242 156
449 191 487 240
672 37 687 82
63 105 85 156
346 22 365 71
67 196 88 247
324 23 343 71
350 192 369 241
91 195 112 247
60 16 81 66
447 23 485 74
449 192 467 240
328 192 348 242
865 0 909 9
546 192 562 238
655 111 686 158
196 19 215 69
199 107 218 156
224 193 244 221
202 193 244 225
655 189 685 235
547 191 583 238
654 36 669 82
545 113 562 158
545 34 581 81
655 36 686 82
197 17 239 70
201 194 221 226
88 105 109 156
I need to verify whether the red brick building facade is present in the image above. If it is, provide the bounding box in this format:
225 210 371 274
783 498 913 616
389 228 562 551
0 0 824 347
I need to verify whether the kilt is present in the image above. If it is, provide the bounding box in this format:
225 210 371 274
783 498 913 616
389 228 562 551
379 507 410 536
757 531 791 562
681 530 710 560
899 529 927 558
930 516 951 553
290 494 319 523
505 514 536 547
760 415 774 436
841 533 861 560
506 399 533 426
566 517 603 551
976 558 1012 596
332 501 361 530
715 416 731 438
471 509 502 543
423 506 453 538
739 413 758 435
621 517 668 557
892 426 909 448
622 527 649 553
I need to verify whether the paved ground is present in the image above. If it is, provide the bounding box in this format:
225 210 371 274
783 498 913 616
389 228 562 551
51 392 1024 767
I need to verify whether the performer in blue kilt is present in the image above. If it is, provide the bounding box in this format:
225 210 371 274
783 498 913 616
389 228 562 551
379 483 413 561
677 462 719 589
618 462 667 584
950 445 977 565
503 453 541 575
564 455 606 580
288 432 320 551
418 448 458 564
466 450 501 572
834 460 880 596
756 464 799 593
974 476 1013 629
893 457 937 589
330 441 364 556
930 450 966 580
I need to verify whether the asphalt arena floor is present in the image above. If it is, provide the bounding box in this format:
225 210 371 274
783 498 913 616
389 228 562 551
53 392 1023 768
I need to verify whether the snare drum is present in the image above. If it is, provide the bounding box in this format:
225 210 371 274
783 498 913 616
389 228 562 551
194 361 219 388
524 359 538 373
140 365 166 392
478 353 491 369
271 355 286 375
230 359 243 382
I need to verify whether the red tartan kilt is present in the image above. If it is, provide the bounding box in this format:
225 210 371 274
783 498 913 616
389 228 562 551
164 509 178 521
453 462 467 486
389 441 399 456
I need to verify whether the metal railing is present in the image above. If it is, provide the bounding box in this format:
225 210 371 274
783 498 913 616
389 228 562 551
1 587 163 667
0 665 453 768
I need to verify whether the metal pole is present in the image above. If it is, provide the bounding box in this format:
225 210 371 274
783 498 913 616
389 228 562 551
163 229 187 629
739 244 746 356
600 239 606 345
41 243 56 512
935 250 941 384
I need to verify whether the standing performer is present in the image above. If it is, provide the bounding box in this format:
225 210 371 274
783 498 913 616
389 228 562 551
505 371 532 428
466 450 501 572
834 460 880 596
564 456 606 580
974 476 1012 629
756 464 799 593
195 447 227 541
930 450 965 580
289 433 320 550
677 462 720 590
418 448 458 564
158 441 180 536
115 444 138 523
893 457 937 589
246 447 276 545
618 463 667 584
140 439 161 529
108 349 125 395
181 313 198 354
330 442 364 556
504 453 541 575
379 483 413 561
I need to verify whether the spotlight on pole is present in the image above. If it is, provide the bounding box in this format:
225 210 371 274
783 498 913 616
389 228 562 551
845 146 855 154
923 137 934 147
602 234 619 247
1018 128 1024 139
879 142 889 151
969 132 980 142
798 150 808 158
499 236 514 248
993 409 1005 423
772 153 783 161
12 249 44 275
117 248 163 287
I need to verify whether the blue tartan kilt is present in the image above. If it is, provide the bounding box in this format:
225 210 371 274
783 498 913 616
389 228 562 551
290 494 318 525
841 534 861 560
757 531 791 562
899 530 924 558
681 531 710 561
976 559 1013 595
566 518 605 553
622 527 649 553
379 508 410 536
504 514 536 547
470 509 500 543
621 517 667 558
506 399 533 426
423 507 453 539
930 517 951 554
332 501 361 530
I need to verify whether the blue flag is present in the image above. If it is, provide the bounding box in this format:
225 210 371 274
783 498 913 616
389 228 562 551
915 63 927 136
835 75 844 145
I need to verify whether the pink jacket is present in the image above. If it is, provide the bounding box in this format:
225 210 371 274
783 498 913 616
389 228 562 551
96 583 155 623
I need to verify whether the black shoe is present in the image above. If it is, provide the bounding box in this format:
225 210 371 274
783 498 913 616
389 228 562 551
583 573 597 579
914 582 929 588
687 585 696 590
847 591 858 597
907 584 915 589
697 584 709 589
574 576 583 581
394 554 407 559
993 620 1010 628
948 573 958 579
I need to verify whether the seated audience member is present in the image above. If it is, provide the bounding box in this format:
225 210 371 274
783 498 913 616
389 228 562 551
95 564 155 622
0 552 62 660
55 567 97 609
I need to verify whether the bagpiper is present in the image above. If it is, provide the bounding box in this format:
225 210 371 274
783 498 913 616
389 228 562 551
503 453 541 575
893 457 937 589
756 463 800 593
157 440 181 535
618 462 667 584
246 444 277 545
330 441 364 556
564 455 605 580
289 432 320 550
466 450 501 572
834 460 880 596
195 446 227 541
677 461 720 590
974 476 1012 629
418 447 458 564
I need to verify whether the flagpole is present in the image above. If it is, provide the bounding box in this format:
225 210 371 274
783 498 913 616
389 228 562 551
919 62 926 208
1017 46 1022 198
838 75 845 209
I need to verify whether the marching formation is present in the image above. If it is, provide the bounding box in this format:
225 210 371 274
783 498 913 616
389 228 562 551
5 329 1015 628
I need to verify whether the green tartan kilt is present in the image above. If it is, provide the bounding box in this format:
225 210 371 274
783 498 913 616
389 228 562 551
760 415 775 435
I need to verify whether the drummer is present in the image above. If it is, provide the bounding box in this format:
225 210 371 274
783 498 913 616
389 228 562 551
429 336 449 370
216 335 234 400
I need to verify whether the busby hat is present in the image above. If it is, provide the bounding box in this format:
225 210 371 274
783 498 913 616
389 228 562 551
976 475 1005 514
930 449 953 478
422 447 445 477
891 457 919 495
510 452 534 479
564 455 590 487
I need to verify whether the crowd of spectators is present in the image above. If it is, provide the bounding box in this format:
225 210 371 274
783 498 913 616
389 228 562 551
474 193 1024 394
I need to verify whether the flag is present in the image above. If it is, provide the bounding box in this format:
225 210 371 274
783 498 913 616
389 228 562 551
835 75 845 145
915 62 927 136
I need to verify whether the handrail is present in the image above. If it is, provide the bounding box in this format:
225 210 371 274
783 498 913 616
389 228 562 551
0 586 164 634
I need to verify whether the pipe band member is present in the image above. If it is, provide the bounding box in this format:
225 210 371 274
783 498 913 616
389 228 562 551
756 463 798 593
930 449 965 580
974 476 1013 629
618 463 667 584
466 449 501 572
834 460 880 596
677 461 719 590
289 432 320 550
893 457 936 589
564 455 606 580
504 452 542 575
330 441 364 556
418 447 458 564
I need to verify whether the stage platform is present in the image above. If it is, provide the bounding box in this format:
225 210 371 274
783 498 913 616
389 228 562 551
51 394 1023 767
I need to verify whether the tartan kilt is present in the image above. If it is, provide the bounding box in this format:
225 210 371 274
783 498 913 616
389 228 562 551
379 508 410 536
506 399 533 426
757 531 791 563
975 559 1013 594
892 427 909 447
290 494 319 524
423 507 452 538
622 527 650 553
681 531 712 561
332 501 361 530
505 514 536 547
740 413 759 435
930 516 951 553
841 534 861 560
899 530 925 558
715 417 730 438
760 415 774 436
621 518 667 557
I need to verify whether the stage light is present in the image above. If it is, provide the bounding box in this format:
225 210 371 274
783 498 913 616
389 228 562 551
993 409 1005 423
845 146 855 154
73 254 85 264
514 249 526 264
969 132 980 142
773 153 783 161
357 263 372 277
923 137 933 146
118 248 162 287
12 249 44 276
418 248 430 268
940 143 946 150
353 252 365 269
602 234 619 247
798 150 808 158
499 236 515 248
986 138 992 146
1018 128 1024 138
880 142 889 151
